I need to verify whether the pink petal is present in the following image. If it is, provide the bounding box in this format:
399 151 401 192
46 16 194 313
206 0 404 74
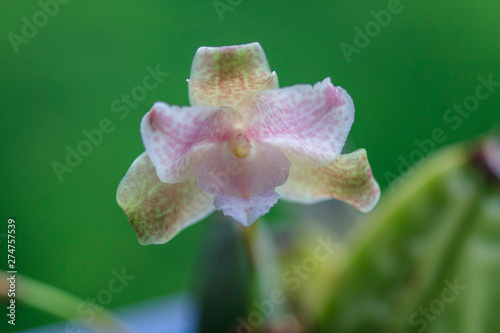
141 102 242 183
239 78 355 167
277 149 380 212
193 141 291 225
213 190 280 226
188 42 279 109
117 153 214 245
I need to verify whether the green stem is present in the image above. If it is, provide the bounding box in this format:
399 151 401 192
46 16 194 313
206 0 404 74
0 271 132 333
239 221 257 274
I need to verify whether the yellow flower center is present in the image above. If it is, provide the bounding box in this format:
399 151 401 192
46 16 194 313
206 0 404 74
232 145 250 158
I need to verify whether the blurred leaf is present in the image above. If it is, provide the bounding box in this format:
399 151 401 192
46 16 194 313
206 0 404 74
320 141 500 333
0 271 131 333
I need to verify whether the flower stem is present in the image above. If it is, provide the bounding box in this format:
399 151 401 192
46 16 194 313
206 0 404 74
239 221 258 276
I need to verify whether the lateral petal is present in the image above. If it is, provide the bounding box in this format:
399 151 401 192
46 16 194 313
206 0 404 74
240 78 354 167
141 102 242 183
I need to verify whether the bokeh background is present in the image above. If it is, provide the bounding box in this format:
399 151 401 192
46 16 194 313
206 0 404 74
1 0 499 332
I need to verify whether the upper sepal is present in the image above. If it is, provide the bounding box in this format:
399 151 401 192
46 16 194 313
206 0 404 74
188 42 279 108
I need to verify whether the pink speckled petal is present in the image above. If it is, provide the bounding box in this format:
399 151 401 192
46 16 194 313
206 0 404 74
277 149 380 212
239 78 355 167
193 141 290 225
188 42 279 109
214 190 280 226
117 153 215 245
141 102 242 183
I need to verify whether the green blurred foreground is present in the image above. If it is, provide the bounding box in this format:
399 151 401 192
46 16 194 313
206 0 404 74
195 136 500 332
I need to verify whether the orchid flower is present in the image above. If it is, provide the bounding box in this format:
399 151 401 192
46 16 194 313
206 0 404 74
117 42 380 245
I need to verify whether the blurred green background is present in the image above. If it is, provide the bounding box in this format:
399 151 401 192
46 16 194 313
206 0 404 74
0 0 499 331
